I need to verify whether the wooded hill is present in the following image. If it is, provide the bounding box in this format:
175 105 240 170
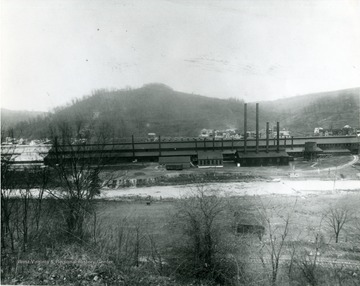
261 88 360 136
1 109 47 131
2 84 359 140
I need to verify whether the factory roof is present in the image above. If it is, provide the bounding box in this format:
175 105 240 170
285 147 304 153
159 156 191 164
237 151 290 158
322 149 351 153
197 151 223 160
221 150 236 155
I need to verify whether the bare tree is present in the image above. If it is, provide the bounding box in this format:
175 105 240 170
147 233 165 275
1 147 17 251
44 114 116 241
293 217 327 286
45 137 107 241
353 214 360 243
325 205 352 243
169 185 237 284
257 198 297 286
1 145 51 253
15 167 50 252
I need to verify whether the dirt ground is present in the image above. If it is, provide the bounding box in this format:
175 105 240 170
100 155 360 199
106 155 360 180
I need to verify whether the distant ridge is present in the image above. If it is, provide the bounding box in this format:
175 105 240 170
2 84 359 139
261 87 360 136
1 108 47 130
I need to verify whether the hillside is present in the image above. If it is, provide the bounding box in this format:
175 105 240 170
3 84 360 140
261 88 360 136
1 109 47 136
2 84 246 140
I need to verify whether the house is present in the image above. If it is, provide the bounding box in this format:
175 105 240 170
158 156 191 170
245 131 258 139
273 130 291 138
197 151 223 168
314 127 323 136
147 133 157 141
199 129 214 138
233 211 265 240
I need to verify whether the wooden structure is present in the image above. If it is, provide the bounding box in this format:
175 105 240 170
197 151 223 168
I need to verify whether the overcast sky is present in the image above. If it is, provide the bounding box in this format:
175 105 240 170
1 0 360 111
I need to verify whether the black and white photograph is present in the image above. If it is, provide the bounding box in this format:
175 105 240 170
1 0 360 285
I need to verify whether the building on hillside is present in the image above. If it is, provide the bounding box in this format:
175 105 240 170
272 130 291 138
314 125 357 137
147 133 157 142
199 129 214 138
158 156 191 170
245 131 259 139
197 151 223 168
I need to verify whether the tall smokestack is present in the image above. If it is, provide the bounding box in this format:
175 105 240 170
266 122 269 153
244 103 247 154
131 135 135 160
158 135 161 156
277 122 280 153
256 103 259 153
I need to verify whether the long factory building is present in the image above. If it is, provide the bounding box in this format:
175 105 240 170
3 103 359 168
44 103 360 167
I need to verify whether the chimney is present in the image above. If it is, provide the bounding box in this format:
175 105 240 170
277 122 280 153
158 135 161 156
131 135 135 159
256 103 259 153
266 122 269 153
244 103 247 154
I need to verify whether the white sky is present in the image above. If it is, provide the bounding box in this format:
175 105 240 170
1 0 360 111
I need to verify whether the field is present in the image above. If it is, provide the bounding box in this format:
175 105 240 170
87 190 360 285
2 155 360 285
